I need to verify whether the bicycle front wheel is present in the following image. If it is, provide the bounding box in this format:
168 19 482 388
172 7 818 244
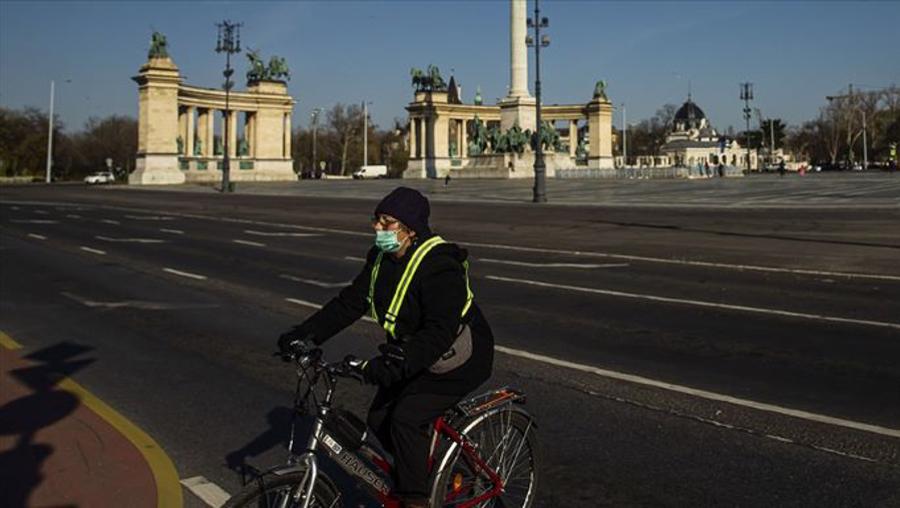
431 408 539 508
223 469 343 508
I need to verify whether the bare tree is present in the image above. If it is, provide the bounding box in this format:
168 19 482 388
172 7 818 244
326 103 363 175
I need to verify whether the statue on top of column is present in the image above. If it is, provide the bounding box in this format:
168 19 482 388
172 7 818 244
593 80 608 100
148 31 169 59
246 49 266 83
410 65 448 92
246 49 291 83
266 56 290 81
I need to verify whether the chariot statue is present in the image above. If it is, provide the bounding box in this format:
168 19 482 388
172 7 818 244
593 80 608 100
148 31 169 59
267 56 290 82
246 49 266 83
410 64 448 92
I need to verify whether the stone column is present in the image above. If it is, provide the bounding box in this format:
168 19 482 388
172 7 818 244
178 107 187 153
130 56 184 184
204 109 215 156
409 117 418 159
460 119 467 158
508 0 530 99
283 113 292 159
185 106 195 157
228 110 238 158
587 99 614 169
569 120 577 157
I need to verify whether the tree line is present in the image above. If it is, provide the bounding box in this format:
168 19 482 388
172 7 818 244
0 107 137 180
0 102 409 181
612 85 899 167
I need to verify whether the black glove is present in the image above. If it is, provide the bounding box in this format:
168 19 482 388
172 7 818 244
278 326 315 356
362 356 403 386
378 343 407 365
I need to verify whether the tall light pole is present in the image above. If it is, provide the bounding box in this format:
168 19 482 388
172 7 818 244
621 103 627 168
310 108 321 177
45 79 71 183
216 20 242 192
740 82 754 171
362 101 371 168
526 0 550 203
45 80 55 183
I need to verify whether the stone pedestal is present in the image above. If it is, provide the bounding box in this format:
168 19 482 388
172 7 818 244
130 154 185 184
499 96 536 132
132 57 183 184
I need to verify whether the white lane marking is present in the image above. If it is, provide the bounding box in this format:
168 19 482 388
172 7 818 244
10 219 58 224
486 275 900 331
163 267 207 280
160 228 184 235
100 219 121 225
60 292 217 310
11 199 898 282
95 235 166 244
345 256 366 262
479 258 629 269
34 209 49 215
280 274 350 288
124 214 175 221
244 229 322 237
282 295 900 439
494 344 900 439
285 298 375 323
80 246 107 255
10 206 20 210
180 476 230 508
233 239 266 247
65 214 82 219
27 233 47 240
468 241 900 282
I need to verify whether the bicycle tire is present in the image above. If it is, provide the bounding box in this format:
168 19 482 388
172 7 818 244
223 469 343 508
431 408 539 508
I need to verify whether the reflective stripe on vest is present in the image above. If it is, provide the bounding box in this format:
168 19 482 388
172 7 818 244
367 235 474 338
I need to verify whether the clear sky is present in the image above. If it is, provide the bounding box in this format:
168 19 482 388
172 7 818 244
1 1 898 134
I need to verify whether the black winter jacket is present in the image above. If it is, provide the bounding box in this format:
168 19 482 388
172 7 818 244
295 236 494 395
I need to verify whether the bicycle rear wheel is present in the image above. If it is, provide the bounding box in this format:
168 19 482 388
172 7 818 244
223 469 343 508
431 408 539 508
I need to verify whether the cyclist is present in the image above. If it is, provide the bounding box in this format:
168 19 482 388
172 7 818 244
278 186 494 508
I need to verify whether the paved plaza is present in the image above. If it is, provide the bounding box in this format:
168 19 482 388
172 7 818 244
141 172 900 208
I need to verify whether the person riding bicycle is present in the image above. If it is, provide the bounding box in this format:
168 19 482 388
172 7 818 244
278 186 494 508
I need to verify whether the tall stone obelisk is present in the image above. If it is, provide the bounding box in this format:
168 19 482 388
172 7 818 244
500 0 536 131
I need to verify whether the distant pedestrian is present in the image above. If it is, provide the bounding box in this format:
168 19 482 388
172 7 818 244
704 161 711 177
717 163 724 177
778 160 786 178
444 174 451 186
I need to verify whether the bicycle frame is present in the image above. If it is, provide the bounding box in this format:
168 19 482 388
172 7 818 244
278 355 523 508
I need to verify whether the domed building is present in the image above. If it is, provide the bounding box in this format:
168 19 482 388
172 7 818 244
660 95 757 171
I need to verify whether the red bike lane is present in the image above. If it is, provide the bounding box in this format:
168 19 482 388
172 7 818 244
0 331 182 507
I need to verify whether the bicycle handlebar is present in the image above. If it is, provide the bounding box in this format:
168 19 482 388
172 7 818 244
276 347 365 382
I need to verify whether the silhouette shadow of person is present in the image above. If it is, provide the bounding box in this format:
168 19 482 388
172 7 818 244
0 342 95 508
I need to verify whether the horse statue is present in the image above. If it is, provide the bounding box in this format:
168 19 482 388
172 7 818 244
410 67 425 91
426 64 446 91
467 116 489 156
593 80 608 100
267 56 290 82
148 31 169 59
246 49 266 82
533 121 561 152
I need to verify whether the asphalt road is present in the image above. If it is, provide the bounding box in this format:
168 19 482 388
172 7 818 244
2 182 899 507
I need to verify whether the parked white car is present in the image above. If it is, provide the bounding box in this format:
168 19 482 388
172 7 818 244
352 165 387 179
84 171 115 184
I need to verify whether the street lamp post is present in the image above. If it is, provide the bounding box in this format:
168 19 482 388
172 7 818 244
527 0 550 203
310 108 321 177
622 103 627 168
216 20 242 193
45 79 71 183
362 101 371 168
740 82 754 171
45 80 55 183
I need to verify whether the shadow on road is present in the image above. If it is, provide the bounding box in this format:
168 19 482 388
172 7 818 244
0 342 95 508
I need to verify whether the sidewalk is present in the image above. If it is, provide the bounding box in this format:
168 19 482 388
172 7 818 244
0 332 181 507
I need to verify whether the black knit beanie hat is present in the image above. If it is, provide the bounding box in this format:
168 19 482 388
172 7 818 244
374 186 432 237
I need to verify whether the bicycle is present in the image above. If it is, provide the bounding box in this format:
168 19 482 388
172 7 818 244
224 346 539 508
